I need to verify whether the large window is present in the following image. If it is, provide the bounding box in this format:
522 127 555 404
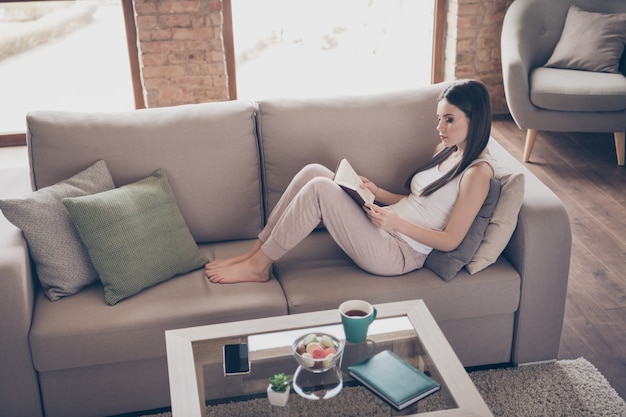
230 0 436 100
1 0 442 144
0 0 141 143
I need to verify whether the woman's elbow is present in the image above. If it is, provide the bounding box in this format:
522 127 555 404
438 234 465 252
438 242 459 252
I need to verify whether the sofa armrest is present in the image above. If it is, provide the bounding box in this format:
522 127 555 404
0 221 44 417
0 169 44 417
488 140 571 364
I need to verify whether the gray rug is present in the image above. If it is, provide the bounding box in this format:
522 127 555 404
144 358 626 417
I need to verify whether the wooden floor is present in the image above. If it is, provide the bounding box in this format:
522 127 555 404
491 116 626 399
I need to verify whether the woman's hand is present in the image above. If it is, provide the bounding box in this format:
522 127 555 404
364 202 400 232
359 177 405 205
359 176 378 198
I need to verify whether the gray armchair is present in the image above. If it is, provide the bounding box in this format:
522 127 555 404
501 0 626 165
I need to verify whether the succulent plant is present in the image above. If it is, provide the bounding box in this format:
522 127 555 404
269 372 292 392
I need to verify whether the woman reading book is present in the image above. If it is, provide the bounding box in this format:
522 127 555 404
206 79 495 284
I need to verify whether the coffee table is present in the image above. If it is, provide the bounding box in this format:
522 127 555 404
165 299 493 416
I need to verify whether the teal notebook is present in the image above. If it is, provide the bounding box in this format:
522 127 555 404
347 349 441 410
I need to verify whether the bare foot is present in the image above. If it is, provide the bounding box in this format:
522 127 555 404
206 254 248 271
206 251 272 284
205 240 263 272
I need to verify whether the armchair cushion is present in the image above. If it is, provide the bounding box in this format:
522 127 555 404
530 67 626 112
545 5 626 74
63 169 208 305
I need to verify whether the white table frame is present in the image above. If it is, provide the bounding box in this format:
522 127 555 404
165 299 493 417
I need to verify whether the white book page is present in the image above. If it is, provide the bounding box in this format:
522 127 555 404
335 159 375 203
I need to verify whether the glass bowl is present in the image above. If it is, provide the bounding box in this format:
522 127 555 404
292 332 343 373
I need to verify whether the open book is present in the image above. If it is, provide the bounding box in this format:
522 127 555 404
334 158 375 206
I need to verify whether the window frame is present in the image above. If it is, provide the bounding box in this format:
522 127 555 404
0 0 145 147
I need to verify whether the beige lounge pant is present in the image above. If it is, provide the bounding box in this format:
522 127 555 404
258 164 427 276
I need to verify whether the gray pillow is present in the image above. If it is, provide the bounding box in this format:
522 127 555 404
467 172 524 274
0 160 115 300
63 169 209 305
545 5 626 74
425 178 502 282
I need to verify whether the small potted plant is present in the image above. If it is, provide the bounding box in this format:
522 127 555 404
267 372 292 406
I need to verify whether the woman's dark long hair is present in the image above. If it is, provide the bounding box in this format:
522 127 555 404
405 79 492 196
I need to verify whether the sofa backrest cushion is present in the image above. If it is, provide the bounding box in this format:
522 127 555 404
257 83 449 214
27 100 263 243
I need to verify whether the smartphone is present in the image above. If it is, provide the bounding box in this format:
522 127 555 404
223 343 250 375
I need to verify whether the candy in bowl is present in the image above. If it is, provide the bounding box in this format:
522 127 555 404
292 333 344 400
292 333 343 373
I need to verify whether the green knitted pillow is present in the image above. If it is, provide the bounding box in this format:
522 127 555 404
63 169 208 305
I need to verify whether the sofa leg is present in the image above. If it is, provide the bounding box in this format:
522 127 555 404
615 132 625 166
522 129 538 163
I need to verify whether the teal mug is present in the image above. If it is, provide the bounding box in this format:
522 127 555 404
339 300 377 344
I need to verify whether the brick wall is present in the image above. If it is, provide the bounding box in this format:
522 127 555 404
132 0 229 107
446 0 515 114
132 0 513 114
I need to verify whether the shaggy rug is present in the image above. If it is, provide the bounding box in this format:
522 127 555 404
142 358 626 417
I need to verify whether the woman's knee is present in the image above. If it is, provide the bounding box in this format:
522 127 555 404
297 177 345 209
309 176 341 196
298 163 334 181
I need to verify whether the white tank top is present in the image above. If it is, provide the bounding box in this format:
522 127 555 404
390 158 493 254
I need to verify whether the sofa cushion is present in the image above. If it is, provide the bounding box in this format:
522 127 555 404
544 5 626 74
0 160 115 301
275 231 521 320
63 169 208 305
258 84 449 214
29 240 288 372
26 100 263 243
29 280 288 373
425 178 501 281
530 67 626 112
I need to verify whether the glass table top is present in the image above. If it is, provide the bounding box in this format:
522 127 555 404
166 300 493 417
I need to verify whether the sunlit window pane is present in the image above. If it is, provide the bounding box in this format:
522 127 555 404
0 0 134 133
232 0 434 100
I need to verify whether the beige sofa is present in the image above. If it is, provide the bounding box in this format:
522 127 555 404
0 82 571 417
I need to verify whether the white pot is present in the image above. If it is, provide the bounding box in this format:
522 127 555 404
267 384 290 406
